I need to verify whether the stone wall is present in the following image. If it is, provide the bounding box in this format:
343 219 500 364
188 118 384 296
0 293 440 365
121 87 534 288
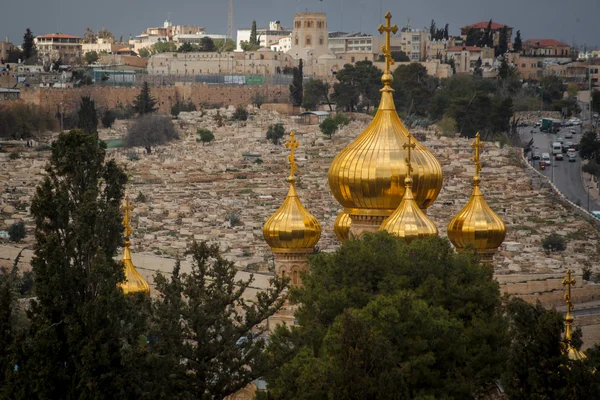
17 83 289 115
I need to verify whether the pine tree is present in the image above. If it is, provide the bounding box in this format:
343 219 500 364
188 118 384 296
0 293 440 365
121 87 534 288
474 57 483 77
9 129 150 398
133 81 158 115
496 25 509 57
429 20 436 39
514 30 523 52
77 96 98 136
249 20 259 46
22 28 35 61
289 59 303 106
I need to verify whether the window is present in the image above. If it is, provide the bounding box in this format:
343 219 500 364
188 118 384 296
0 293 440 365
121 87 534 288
412 35 420 41
260 54 264 60
351 56 355 62
306 36 311 45
295 37 298 45
319 37 323 45
521 63 526 68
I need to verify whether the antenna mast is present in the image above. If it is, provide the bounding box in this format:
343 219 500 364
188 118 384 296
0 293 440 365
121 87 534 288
228 0 234 41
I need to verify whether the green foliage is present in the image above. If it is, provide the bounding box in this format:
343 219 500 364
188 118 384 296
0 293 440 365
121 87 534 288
0 103 56 139
501 298 600 398
135 191 147 203
302 78 332 111
437 115 457 136
540 75 566 104
392 63 437 116
133 81 158 115
84 51 99 64
151 40 177 54
319 117 338 138
496 25 509 56
22 28 36 62
224 212 241 226
8 151 19 160
172 99 197 117
199 36 216 52
377 50 410 62
266 123 285 144
126 114 179 154
177 42 195 53
147 241 286 398
8 221 25 243
249 20 260 46
289 60 304 106
77 96 98 135
542 233 567 253
214 39 235 52
197 128 215 144
264 233 509 399
567 83 580 98
333 61 383 112
112 102 136 119
579 131 600 160
592 91 600 114
333 112 350 127
251 92 267 108
138 47 150 58
101 109 116 128
240 41 261 52
513 30 523 52
233 106 248 121
429 20 449 41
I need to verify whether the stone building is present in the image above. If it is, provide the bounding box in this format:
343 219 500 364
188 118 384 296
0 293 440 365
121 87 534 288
35 33 83 65
0 37 15 63
522 39 571 58
289 12 329 63
460 21 513 49
236 21 292 51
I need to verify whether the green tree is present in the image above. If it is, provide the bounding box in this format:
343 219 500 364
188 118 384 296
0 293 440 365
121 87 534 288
199 37 216 52
332 61 382 112
540 75 566 103
84 51 99 64
319 117 338 138
437 115 457 136
178 43 195 53
496 25 509 56
392 63 436 116
133 81 158 115
513 30 523 52
333 113 350 127
289 59 303 106
126 114 179 154
251 92 266 108
567 83 580 98
22 28 35 62
138 47 150 58
197 128 214 145
0 265 21 391
9 129 150 398
101 110 116 128
542 233 567 253
146 241 286 399
377 50 410 63
579 131 600 160
501 298 600 399
474 57 483 77
214 39 235 52
591 91 600 114
302 78 332 111
266 123 285 144
7 221 25 243
465 28 482 47
151 41 177 54
264 233 508 399
249 20 259 46
232 106 248 121
77 96 98 136
240 41 261 52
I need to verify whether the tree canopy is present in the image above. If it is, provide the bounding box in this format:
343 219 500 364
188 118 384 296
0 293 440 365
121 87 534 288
77 96 98 135
289 60 304 106
126 114 179 154
133 81 158 115
332 61 382 112
302 78 332 111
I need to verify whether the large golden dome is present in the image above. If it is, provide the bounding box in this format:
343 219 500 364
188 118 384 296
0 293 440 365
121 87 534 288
118 195 150 296
379 135 438 241
334 211 352 242
263 132 321 253
327 54 442 216
447 134 506 253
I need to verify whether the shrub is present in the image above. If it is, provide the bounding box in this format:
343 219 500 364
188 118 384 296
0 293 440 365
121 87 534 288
127 152 140 161
112 102 136 120
135 191 147 203
583 266 592 281
251 92 266 109
8 221 26 243
35 144 51 152
9 151 20 160
101 110 117 128
437 115 457 136
232 106 248 121
266 123 285 144
319 117 339 138
197 128 215 145
170 103 180 118
333 113 350 127
253 157 263 164
225 212 241 226
126 114 179 154
542 233 567 253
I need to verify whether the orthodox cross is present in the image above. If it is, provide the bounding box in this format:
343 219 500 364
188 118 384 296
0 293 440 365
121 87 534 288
562 268 576 314
285 131 299 180
121 194 134 239
378 12 398 74
403 134 416 178
472 132 484 177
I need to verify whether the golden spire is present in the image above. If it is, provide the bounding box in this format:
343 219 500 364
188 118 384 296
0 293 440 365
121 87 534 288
263 132 321 252
118 194 150 296
378 12 399 77
447 133 506 261
380 134 438 241
334 211 352 242
562 269 587 360
328 12 443 224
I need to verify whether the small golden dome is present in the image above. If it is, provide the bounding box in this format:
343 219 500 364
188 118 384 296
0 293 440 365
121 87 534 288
327 64 442 217
334 211 352 242
119 195 150 296
263 132 321 253
447 133 506 253
119 246 150 296
379 134 438 241
562 270 587 361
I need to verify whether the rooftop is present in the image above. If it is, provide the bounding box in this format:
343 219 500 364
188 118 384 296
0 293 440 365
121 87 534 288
36 33 81 39
447 46 483 52
461 22 511 31
524 39 570 48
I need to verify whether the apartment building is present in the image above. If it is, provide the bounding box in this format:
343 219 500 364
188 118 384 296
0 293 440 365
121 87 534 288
522 39 571 58
398 29 429 61
0 37 16 63
460 21 513 49
236 21 292 51
35 34 83 65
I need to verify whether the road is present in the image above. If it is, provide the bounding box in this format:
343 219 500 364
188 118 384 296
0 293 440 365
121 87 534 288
520 126 600 212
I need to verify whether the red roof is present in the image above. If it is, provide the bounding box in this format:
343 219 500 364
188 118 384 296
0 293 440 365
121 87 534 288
447 46 482 52
523 39 569 48
36 34 81 39
461 22 510 31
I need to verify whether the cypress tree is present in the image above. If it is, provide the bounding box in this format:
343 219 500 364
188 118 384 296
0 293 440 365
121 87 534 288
22 28 35 61
133 81 158 115
289 59 303 106
77 96 98 136
249 20 258 46
514 30 523 52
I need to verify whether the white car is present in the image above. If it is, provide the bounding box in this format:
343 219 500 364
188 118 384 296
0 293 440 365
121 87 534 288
541 153 551 166
565 131 573 139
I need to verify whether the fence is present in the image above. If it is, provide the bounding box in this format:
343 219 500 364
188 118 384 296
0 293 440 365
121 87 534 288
93 73 306 87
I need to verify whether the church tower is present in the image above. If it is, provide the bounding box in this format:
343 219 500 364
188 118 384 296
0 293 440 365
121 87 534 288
327 12 443 237
289 13 329 63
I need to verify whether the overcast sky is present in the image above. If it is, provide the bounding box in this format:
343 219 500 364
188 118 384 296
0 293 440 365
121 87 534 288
3 0 599 48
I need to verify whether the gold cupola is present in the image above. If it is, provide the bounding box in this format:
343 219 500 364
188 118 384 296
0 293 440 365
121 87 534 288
334 211 352 242
327 12 443 236
263 132 321 253
562 269 587 361
118 195 150 296
447 133 506 262
380 134 438 241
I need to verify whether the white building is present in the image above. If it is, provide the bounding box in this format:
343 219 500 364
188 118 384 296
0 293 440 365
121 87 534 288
271 36 292 52
174 33 229 45
236 21 292 51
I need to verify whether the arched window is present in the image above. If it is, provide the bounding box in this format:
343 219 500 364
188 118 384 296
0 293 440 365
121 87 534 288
292 269 300 286
306 35 312 46
319 36 324 46
295 36 299 45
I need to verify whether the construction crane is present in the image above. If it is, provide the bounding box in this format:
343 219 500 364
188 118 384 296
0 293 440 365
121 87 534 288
228 0 234 42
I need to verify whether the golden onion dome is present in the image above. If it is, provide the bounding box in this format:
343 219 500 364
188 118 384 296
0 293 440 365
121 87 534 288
327 16 442 217
263 132 321 253
119 246 151 296
118 195 150 296
447 133 506 252
379 134 438 241
334 211 352 242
